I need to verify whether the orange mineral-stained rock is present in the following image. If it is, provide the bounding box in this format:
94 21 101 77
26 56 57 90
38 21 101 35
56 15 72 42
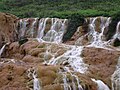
43 84 63 90
0 12 18 48
20 40 40 54
0 63 28 90
82 47 120 88
22 55 44 63
28 48 46 56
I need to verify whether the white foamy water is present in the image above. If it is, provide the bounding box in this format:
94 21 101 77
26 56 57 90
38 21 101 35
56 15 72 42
59 67 84 90
48 45 88 74
33 71 41 90
0 44 6 57
111 57 120 90
37 18 49 42
59 68 71 90
113 21 120 40
92 79 110 90
42 18 67 43
18 18 68 43
27 68 41 90
64 67 83 90
0 43 9 57
87 17 111 48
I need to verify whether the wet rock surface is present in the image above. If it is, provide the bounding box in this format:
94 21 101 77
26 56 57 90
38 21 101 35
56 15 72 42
0 39 119 90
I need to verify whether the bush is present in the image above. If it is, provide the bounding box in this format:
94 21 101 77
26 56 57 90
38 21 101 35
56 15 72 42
106 11 120 40
62 13 84 42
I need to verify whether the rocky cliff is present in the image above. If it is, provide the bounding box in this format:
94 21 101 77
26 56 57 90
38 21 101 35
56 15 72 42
0 12 18 48
0 13 120 90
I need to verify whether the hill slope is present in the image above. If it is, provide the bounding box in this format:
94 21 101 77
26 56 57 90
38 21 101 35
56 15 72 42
0 0 120 18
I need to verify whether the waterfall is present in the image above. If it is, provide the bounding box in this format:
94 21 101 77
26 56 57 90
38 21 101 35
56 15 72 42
43 18 67 43
75 17 112 48
33 70 41 90
19 19 28 38
37 18 49 42
113 21 120 40
45 44 87 89
59 68 71 90
7 16 120 90
87 17 111 47
59 67 84 90
111 57 120 90
27 68 41 90
64 67 83 90
18 18 68 43
30 18 38 38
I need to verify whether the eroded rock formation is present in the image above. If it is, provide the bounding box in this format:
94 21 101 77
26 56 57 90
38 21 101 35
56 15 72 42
0 12 18 48
0 13 120 90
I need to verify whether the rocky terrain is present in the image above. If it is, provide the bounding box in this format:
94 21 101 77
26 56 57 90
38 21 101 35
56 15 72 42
0 12 120 90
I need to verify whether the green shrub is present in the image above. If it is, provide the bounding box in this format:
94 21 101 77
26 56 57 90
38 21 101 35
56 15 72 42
106 11 120 40
62 13 84 42
114 38 120 47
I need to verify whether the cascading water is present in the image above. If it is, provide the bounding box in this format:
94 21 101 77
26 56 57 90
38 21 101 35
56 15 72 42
75 17 112 48
37 18 49 42
59 67 84 90
29 18 38 38
7 16 120 90
18 18 68 43
18 19 29 38
112 70 120 90
111 57 120 90
113 21 120 40
88 17 111 47
48 45 88 74
64 67 83 90
0 43 9 57
0 44 6 57
42 18 67 43
27 68 41 90
59 69 72 90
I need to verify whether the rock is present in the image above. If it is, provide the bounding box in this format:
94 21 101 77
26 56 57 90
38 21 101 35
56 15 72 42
82 47 120 88
43 84 63 90
20 40 40 54
17 18 39 38
18 37 28 45
0 63 28 90
22 55 44 63
0 12 18 48
28 48 46 56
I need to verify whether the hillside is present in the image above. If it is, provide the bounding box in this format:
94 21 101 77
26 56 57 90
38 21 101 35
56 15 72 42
0 0 120 18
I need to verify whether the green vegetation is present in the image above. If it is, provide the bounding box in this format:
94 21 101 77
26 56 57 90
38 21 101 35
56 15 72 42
114 38 120 47
63 13 84 42
0 0 120 18
107 11 120 40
